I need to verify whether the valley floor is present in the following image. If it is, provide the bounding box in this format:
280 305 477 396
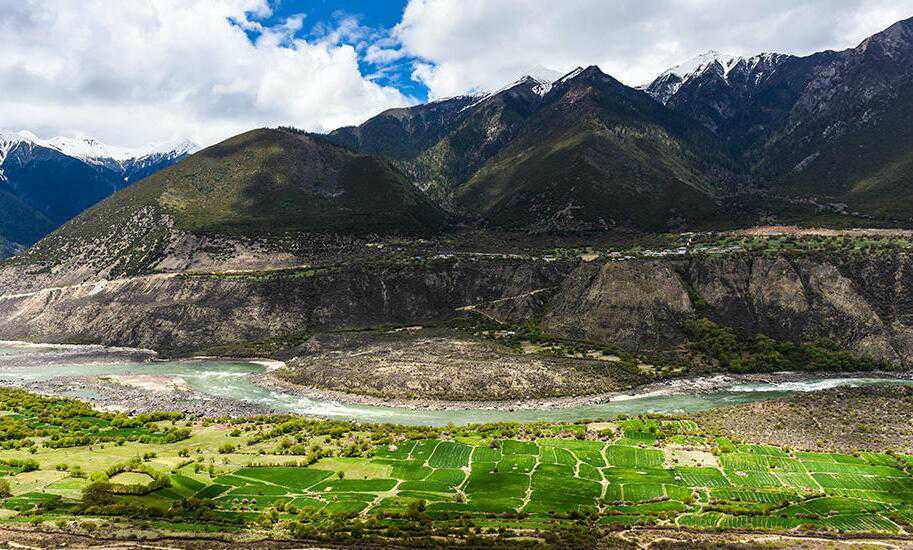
0 385 910 547
3 338 909 421
257 368 913 412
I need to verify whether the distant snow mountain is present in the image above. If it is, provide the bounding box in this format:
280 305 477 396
453 67 567 113
0 131 198 254
664 51 741 77
47 135 197 165
1 131 199 181
637 16 913 220
643 50 791 105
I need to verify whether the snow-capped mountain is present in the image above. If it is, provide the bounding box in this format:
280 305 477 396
636 16 913 218
643 51 791 105
46 135 197 164
0 131 198 254
664 51 741 78
456 67 567 113
1 132 199 179
639 49 798 142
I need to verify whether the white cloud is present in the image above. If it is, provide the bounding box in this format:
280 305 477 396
0 0 414 147
3 1 911 146
392 0 913 98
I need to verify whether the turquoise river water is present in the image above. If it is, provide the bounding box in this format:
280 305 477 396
0 345 909 426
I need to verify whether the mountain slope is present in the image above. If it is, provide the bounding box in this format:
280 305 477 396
328 68 734 231
152 128 448 236
0 186 54 247
0 132 195 251
758 17 913 183
455 67 734 231
776 73 913 218
4 128 448 285
644 50 833 160
32 128 447 252
329 78 553 206
646 16 913 211
1 138 124 224
328 94 482 163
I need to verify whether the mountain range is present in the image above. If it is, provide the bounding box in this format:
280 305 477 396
3 16 913 266
0 131 197 252
324 16 913 231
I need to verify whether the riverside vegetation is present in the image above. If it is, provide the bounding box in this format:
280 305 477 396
1 388 913 547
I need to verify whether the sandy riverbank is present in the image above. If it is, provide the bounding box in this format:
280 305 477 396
254 369 913 412
20 375 272 417
4 339 909 418
0 340 157 365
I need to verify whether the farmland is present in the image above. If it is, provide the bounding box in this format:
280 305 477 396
1 390 913 547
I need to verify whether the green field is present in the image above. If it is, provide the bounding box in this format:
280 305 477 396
0 390 912 546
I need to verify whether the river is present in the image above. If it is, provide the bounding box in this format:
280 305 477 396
1 343 909 426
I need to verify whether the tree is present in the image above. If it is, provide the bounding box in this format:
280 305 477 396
81 482 114 506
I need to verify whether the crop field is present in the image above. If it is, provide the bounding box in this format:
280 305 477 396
0 390 912 546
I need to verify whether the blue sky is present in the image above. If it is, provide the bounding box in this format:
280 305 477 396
3 0 910 147
255 0 428 100
269 0 408 28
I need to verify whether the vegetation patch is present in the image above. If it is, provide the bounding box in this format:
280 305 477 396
0 389 912 545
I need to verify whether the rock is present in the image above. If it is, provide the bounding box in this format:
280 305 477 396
2 252 913 369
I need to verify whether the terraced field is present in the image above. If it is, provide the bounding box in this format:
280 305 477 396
2 390 913 546
131 420 913 537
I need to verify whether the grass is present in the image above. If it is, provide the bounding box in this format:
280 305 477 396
683 317 890 375
0 391 912 545
12 128 449 278
427 441 472 469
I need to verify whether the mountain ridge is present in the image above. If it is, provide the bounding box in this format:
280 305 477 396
329 64 736 231
6 16 913 271
643 15 913 193
0 131 197 253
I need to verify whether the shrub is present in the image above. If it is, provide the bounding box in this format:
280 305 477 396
82 482 115 507
218 443 236 454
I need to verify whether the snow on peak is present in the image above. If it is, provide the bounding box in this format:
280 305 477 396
140 137 200 158
0 130 39 153
0 130 199 180
457 64 605 114
659 50 743 81
645 51 759 104
556 67 585 84
460 69 564 112
484 67 565 97
524 66 563 94
0 131 42 180
45 136 137 162
46 135 199 163
1 130 40 143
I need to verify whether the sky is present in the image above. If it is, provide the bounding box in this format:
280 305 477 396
1 0 911 149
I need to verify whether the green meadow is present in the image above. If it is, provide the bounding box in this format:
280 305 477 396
0 389 912 545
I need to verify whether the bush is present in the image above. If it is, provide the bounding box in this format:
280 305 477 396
684 318 885 374
82 482 115 507
218 443 236 454
0 458 39 472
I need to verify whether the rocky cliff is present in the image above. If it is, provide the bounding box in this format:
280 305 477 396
2 253 913 367
476 253 913 367
0 257 570 353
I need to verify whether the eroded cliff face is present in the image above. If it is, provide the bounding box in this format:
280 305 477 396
0 258 570 353
533 254 913 366
686 256 905 363
2 252 913 366
541 261 693 350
